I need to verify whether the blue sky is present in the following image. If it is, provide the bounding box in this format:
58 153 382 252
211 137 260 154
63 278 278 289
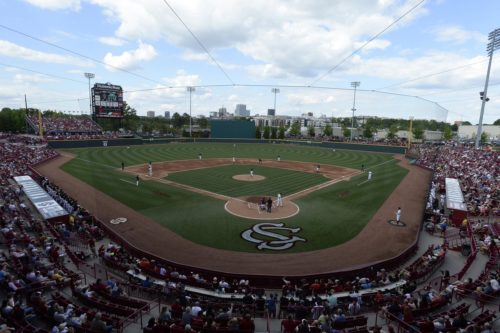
0 0 499 123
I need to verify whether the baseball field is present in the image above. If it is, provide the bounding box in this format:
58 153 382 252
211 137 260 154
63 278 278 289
53 142 409 254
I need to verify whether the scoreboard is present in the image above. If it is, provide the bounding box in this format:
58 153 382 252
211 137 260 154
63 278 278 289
92 83 124 118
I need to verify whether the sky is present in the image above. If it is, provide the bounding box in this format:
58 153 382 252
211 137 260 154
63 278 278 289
0 0 499 124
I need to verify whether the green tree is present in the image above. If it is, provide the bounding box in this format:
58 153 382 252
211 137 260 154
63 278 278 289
171 112 183 128
289 121 301 136
271 127 277 139
0 108 26 132
451 124 458 131
342 125 351 139
278 125 285 139
493 119 500 125
413 126 424 140
443 125 453 141
308 126 315 137
197 116 208 128
263 126 270 139
480 131 488 144
462 121 472 125
323 123 332 137
387 124 398 140
363 125 374 139
255 127 262 139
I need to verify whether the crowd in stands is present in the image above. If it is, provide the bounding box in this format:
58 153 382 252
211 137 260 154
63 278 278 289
0 134 498 332
415 143 499 217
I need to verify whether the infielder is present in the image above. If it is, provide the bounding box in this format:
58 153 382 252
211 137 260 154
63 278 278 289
368 171 373 180
277 193 283 207
316 164 320 173
136 175 140 186
232 156 236 164
396 207 402 223
250 168 254 177
198 153 202 160
121 161 124 171
277 155 281 162
148 161 152 177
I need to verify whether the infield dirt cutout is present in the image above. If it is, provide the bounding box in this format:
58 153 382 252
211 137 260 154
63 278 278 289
225 195 299 220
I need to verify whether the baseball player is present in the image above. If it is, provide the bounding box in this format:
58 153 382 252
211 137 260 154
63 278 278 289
121 161 124 171
232 156 236 164
277 193 283 207
148 161 152 177
316 164 320 173
198 153 202 160
368 171 373 180
258 158 262 164
396 207 402 223
136 175 140 187
250 168 254 177
277 155 281 162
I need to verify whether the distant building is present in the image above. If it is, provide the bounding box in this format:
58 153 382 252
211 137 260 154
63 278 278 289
234 104 250 117
267 109 275 116
209 111 218 118
164 111 170 119
218 107 228 118
147 111 155 118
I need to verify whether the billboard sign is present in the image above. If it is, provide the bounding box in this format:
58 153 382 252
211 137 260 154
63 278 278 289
92 83 124 118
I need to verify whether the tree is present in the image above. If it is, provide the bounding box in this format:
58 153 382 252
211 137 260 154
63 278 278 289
278 126 285 139
494 119 500 125
271 127 277 139
480 131 488 144
413 126 424 140
323 124 332 137
197 116 208 128
171 112 183 128
387 124 398 140
443 125 452 141
342 125 350 139
255 127 262 139
462 121 472 125
363 126 374 139
263 126 270 139
308 126 315 137
451 124 458 131
289 121 301 136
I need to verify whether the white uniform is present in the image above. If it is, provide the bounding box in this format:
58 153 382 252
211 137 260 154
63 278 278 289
198 154 202 160
277 156 281 161
148 164 152 177
232 157 235 163
250 169 254 177
277 193 283 207
396 208 401 222
368 171 373 180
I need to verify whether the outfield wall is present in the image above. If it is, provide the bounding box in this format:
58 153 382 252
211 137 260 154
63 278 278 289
48 138 142 149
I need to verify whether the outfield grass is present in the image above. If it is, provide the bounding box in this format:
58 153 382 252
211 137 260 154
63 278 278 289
61 143 407 253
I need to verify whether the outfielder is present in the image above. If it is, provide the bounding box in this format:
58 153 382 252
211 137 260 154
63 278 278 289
368 171 373 180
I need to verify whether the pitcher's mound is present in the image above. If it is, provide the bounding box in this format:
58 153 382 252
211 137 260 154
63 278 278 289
233 174 266 181
225 196 300 220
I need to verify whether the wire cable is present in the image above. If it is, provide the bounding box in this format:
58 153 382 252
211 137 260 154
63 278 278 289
0 62 87 84
0 24 166 85
160 0 235 85
308 0 426 87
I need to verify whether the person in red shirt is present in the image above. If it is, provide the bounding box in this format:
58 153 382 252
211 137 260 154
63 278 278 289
281 315 297 333
239 314 255 332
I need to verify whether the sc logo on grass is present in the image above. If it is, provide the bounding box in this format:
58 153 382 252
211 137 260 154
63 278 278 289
241 222 306 250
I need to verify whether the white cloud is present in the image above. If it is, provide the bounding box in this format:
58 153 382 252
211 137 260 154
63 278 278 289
13 73 54 83
24 0 81 11
103 41 157 71
434 25 487 44
98 36 126 46
0 40 91 66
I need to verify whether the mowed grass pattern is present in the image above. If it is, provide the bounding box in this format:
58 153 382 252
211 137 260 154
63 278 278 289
61 143 407 253
167 165 327 197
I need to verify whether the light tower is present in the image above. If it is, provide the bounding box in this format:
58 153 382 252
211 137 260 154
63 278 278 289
187 87 196 137
271 88 280 114
84 73 95 115
475 28 500 148
350 81 360 141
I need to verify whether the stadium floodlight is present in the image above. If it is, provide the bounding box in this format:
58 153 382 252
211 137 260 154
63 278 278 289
84 73 95 116
350 81 360 141
187 87 196 137
271 88 280 115
475 28 500 148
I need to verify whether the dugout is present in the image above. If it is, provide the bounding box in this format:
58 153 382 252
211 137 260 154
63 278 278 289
210 119 256 139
